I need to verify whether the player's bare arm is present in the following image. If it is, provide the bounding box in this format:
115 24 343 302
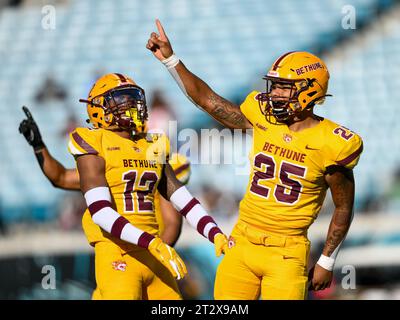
19 106 80 190
157 162 184 199
146 19 251 130
36 148 80 190
323 166 354 257
76 154 107 193
159 195 182 247
309 166 355 291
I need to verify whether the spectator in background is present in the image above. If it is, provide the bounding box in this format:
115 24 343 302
35 75 67 104
382 167 400 213
147 89 176 134
199 184 237 220
59 113 80 138
58 192 86 231
0 200 6 236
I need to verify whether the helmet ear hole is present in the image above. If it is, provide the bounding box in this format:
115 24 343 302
93 113 98 118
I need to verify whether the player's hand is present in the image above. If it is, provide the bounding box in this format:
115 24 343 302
146 19 174 61
148 237 187 280
19 106 45 151
308 264 333 291
214 233 228 257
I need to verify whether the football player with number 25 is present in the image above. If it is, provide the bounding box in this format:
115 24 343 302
147 20 363 300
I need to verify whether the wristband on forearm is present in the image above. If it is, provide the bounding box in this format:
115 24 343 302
162 53 180 69
316 254 335 271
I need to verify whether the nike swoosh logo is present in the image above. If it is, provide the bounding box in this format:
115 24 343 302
305 145 319 150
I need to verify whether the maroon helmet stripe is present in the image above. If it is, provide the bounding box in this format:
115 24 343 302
180 198 200 217
88 200 111 216
110 216 129 239
197 216 215 236
208 227 222 243
137 232 155 248
336 144 363 166
272 51 297 71
173 163 190 175
72 132 98 155
114 73 127 82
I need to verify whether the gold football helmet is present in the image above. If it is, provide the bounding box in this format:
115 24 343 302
80 73 148 132
258 51 331 122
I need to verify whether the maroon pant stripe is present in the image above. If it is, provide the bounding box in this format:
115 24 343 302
138 232 155 248
197 216 215 236
180 198 200 217
88 200 112 216
110 216 129 239
208 227 222 243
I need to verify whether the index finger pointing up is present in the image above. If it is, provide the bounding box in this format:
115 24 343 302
22 106 34 121
156 19 167 40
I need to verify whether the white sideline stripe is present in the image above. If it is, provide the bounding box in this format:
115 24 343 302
84 187 111 205
68 140 83 155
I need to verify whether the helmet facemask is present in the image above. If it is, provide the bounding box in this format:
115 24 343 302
258 77 313 123
82 85 148 132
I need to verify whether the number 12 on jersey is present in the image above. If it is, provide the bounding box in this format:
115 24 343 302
122 170 159 213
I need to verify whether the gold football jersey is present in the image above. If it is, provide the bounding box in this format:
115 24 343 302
239 91 363 236
68 127 170 248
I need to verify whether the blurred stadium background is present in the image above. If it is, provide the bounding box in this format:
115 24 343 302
1 0 400 299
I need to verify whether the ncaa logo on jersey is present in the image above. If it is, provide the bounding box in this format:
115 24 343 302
283 133 292 143
112 260 127 272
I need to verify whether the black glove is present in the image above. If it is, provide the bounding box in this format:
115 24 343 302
19 106 45 151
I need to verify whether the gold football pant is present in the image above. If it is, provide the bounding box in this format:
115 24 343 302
93 241 182 300
214 222 310 300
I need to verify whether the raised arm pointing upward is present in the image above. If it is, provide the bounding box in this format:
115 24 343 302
146 19 252 130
